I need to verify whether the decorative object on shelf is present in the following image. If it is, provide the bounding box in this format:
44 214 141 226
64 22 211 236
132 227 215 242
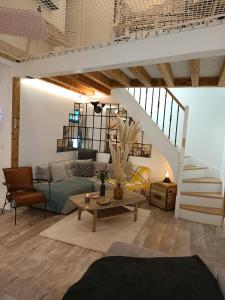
110 117 141 199
113 183 123 200
150 182 177 210
96 169 109 196
163 171 171 183
85 193 91 203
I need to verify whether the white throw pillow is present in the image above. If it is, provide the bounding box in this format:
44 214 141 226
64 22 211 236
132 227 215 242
50 163 68 182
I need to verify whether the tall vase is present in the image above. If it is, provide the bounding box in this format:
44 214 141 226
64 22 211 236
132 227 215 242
114 183 123 200
100 183 105 196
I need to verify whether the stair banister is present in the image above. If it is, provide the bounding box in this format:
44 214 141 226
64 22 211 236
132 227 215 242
175 105 189 218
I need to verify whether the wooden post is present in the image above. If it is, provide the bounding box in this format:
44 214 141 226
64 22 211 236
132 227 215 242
11 78 20 168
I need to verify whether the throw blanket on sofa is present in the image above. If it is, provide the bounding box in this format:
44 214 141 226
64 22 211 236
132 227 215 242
34 177 93 213
63 256 223 300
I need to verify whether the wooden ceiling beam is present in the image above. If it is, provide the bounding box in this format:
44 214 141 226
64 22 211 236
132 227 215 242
128 66 152 87
69 74 111 95
84 71 113 89
43 76 95 95
102 69 131 87
218 59 225 86
130 77 218 87
189 59 200 86
157 63 174 87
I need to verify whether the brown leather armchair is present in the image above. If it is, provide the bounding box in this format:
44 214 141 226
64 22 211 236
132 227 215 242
2 167 49 225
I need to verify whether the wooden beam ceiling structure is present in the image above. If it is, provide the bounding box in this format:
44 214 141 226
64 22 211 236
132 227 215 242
218 60 225 87
69 74 111 95
157 63 174 87
189 59 200 87
84 72 113 89
102 69 131 87
43 76 95 95
44 56 225 92
128 66 152 87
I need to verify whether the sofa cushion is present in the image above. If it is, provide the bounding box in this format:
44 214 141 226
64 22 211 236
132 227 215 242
78 148 97 161
218 269 225 298
50 163 68 182
64 160 77 177
77 161 94 177
93 161 107 175
36 164 52 182
63 255 224 300
106 163 115 179
105 241 169 258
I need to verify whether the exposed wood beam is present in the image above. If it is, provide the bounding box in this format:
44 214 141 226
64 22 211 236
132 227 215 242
218 59 225 86
69 74 111 95
102 69 131 87
130 77 218 87
84 72 113 89
43 77 95 95
128 66 152 87
157 63 174 87
11 78 20 168
189 59 200 86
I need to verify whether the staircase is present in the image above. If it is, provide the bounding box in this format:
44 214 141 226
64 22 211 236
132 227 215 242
180 154 224 226
113 87 225 227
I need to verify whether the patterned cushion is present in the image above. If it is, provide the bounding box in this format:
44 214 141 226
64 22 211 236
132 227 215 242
50 163 68 182
77 161 94 177
36 164 52 182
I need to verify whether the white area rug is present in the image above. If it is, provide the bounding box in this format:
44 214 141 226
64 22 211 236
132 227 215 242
40 208 150 252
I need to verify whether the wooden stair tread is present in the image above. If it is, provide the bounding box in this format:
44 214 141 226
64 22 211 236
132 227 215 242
180 204 224 216
181 192 224 199
183 165 207 170
182 177 222 184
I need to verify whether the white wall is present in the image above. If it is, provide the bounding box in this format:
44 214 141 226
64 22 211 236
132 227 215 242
171 88 225 172
113 89 181 182
0 67 13 208
19 79 85 168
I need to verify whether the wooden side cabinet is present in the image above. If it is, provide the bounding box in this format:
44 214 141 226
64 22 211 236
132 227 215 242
150 182 177 210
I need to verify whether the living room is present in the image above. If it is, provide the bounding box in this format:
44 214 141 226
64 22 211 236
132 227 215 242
1 1 225 299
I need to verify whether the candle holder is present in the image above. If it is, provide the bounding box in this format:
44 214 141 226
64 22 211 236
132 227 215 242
85 193 90 203
163 172 171 183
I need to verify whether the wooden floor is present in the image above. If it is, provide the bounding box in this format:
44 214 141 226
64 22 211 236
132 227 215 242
1 204 225 300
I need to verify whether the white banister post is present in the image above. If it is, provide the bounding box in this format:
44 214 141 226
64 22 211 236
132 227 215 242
175 105 189 218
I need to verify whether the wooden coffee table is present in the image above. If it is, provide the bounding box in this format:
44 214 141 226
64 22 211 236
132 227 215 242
70 190 146 232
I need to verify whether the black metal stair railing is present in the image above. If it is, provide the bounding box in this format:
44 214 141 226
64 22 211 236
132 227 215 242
127 87 185 147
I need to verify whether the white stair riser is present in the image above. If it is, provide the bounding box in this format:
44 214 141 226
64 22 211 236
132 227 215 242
180 209 223 226
183 157 194 165
180 195 224 208
182 169 207 179
181 182 222 193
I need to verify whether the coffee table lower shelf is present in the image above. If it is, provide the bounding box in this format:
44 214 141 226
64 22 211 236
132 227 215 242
78 205 138 232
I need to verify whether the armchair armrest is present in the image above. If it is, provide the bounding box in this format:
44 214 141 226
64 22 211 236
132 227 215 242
33 178 51 202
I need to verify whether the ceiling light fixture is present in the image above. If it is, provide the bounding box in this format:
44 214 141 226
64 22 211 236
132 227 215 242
91 101 105 114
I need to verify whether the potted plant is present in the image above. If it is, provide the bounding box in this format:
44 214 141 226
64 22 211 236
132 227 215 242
96 169 109 196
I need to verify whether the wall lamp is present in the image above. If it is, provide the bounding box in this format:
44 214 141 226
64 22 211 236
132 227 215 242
91 101 105 114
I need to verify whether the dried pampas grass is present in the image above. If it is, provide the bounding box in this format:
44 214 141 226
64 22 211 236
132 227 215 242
109 117 141 185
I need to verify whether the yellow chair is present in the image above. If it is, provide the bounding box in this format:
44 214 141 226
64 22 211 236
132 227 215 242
108 165 151 196
125 165 151 195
